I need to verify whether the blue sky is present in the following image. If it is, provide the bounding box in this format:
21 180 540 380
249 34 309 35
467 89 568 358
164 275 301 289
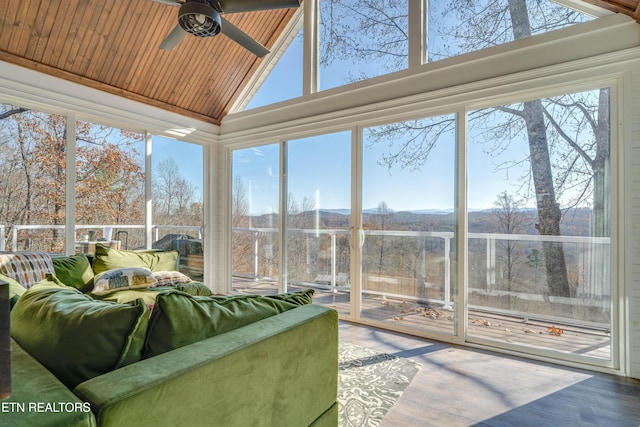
152 135 204 201
231 128 531 215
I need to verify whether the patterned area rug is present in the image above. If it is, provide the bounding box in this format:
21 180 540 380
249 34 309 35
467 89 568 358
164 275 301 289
338 342 421 427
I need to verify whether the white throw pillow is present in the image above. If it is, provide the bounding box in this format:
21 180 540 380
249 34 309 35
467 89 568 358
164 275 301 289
92 267 157 296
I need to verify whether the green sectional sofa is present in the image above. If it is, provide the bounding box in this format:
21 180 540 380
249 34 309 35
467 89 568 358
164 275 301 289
1 246 339 426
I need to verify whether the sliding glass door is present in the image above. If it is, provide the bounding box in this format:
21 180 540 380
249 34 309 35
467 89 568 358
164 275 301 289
227 85 615 368
360 114 457 335
466 88 613 362
231 144 280 294
229 135 352 314
286 132 352 315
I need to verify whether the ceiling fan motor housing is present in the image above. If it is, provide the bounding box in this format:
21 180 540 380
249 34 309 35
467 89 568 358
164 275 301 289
178 1 221 37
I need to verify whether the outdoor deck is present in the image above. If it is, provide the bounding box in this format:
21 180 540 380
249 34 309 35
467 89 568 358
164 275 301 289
232 277 611 361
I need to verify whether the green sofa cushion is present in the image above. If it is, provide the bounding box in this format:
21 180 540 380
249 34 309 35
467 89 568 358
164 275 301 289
95 288 162 306
95 282 213 306
6 339 95 427
265 289 315 305
172 281 213 296
92 244 179 274
52 253 95 293
144 290 313 358
10 280 150 390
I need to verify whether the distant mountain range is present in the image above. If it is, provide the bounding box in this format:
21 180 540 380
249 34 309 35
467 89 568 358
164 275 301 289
304 208 456 215
242 206 593 236
282 207 537 215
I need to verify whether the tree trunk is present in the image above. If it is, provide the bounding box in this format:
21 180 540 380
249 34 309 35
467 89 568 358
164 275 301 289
509 0 570 297
17 123 32 250
523 99 571 297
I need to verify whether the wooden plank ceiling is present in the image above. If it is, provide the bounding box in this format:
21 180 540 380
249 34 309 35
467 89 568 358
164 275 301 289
0 0 297 125
584 0 640 16
0 1 637 126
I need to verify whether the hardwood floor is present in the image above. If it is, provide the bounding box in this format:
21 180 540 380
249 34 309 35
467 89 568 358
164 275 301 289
339 321 640 427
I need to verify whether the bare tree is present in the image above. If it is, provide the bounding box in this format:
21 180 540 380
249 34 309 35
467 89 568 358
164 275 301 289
493 191 527 289
231 177 254 275
75 121 145 233
153 158 198 225
319 0 408 80
372 201 394 278
232 176 249 227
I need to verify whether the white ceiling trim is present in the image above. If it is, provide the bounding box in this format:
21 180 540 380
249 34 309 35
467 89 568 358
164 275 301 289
0 61 220 146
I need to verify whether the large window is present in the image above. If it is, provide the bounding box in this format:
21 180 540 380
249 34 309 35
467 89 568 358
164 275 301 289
240 0 599 110
75 120 145 253
426 0 593 62
467 88 612 360
0 104 67 253
229 83 615 367
231 144 281 292
151 136 204 280
0 103 206 284
246 29 304 110
286 132 352 314
319 0 409 90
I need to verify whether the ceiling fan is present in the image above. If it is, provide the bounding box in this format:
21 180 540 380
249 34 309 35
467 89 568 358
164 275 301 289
152 0 300 57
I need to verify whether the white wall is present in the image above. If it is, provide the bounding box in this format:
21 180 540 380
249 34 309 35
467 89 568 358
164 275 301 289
627 68 640 378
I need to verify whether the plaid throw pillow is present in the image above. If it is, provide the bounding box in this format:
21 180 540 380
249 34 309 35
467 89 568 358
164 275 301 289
151 270 193 287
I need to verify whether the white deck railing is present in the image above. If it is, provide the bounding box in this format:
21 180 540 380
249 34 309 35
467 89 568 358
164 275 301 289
231 227 611 309
6 223 611 297
8 224 202 252
5 223 611 327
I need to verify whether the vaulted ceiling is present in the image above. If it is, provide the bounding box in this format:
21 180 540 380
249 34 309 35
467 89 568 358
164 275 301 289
0 1 637 126
0 0 298 125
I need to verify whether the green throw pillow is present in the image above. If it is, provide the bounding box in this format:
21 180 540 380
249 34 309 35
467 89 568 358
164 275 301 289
93 244 179 274
52 253 95 293
0 273 26 309
11 280 150 390
144 291 312 358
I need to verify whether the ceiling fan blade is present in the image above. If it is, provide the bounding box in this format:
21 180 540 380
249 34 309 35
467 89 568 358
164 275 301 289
218 0 300 14
220 17 269 57
159 25 188 50
151 0 182 6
